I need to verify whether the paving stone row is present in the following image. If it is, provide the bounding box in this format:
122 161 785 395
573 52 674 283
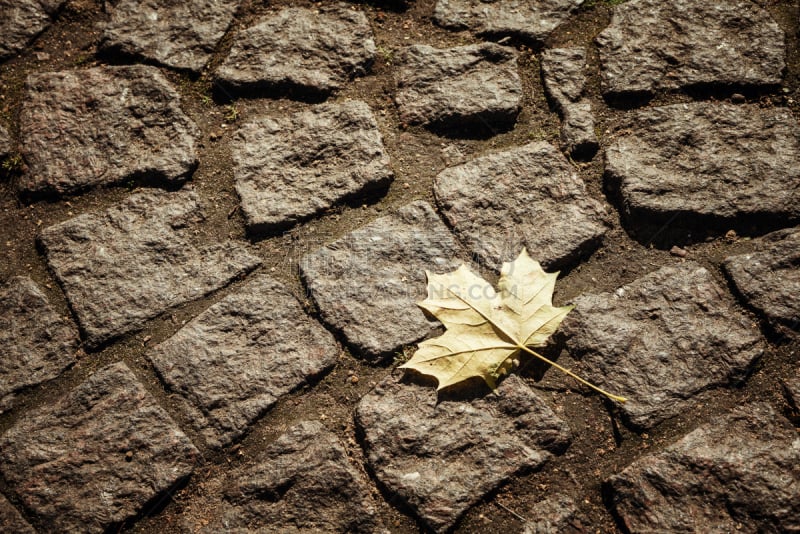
0 0 65 61
355 373 570 532
0 362 199 533
0 0 798 532
181 421 381 533
394 42 522 131
98 0 240 73
0 276 77 413
38 187 261 348
596 0 785 97
541 47 599 159
434 141 610 272
19 65 199 197
232 99 393 234
148 274 339 449
216 4 376 98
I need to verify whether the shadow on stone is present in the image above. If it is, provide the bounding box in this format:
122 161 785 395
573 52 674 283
95 45 202 79
22 166 193 204
399 370 494 404
603 83 780 110
105 473 193 534
606 203 799 250
601 90 654 110
681 82 781 102
351 0 411 12
425 113 518 140
519 338 568 383
603 164 799 249
568 138 599 162
211 80 331 105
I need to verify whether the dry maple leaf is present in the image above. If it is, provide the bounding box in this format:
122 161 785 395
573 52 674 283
400 249 626 402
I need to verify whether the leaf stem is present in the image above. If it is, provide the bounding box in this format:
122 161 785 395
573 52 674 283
517 345 627 403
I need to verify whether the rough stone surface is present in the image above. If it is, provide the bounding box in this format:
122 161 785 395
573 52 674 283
541 47 586 106
99 0 239 73
0 125 10 158
0 362 199 533
784 378 800 414
0 276 77 413
19 65 199 196
559 102 597 159
216 4 375 97
395 43 521 131
605 103 800 233
0 494 35 534
596 0 786 96
149 275 339 448
300 201 462 359
434 142 609 271
0 0 65 61
434 0 583 44
356 374 570 532
723 227 800 338
38 188 261 348
524 496 578 534
609 403 800 533
562 262 764 429
184 421 380 533
232 100 393 233
541 48 598 159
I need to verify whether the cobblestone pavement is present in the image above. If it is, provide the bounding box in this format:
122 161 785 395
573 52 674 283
0 1 798 533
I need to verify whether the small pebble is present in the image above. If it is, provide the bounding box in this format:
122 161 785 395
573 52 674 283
669 245 688 258
731 93 746 104
350 375 359 385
